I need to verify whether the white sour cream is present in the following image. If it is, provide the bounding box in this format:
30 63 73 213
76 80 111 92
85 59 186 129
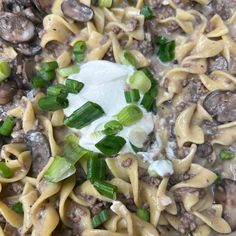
148 160 174 177
63 60 155 154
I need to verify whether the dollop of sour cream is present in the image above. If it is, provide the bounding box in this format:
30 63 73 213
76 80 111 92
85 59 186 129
63 60 155 154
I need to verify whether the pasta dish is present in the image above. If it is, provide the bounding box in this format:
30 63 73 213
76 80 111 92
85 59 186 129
0 0 235 235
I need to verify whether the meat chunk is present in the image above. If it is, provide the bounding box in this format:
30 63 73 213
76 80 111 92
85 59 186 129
0 12 35 43
207 56 228 73
178 207 197 234
61 0 94 23
196 142 213 158
24 130 51 177
174 187 205 202
214 179 236 231
203 90 236 123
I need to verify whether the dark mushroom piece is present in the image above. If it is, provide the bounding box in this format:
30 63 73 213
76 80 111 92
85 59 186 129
15 44 42 57
0 79 17 105
203 90 236 123
0 12 35 44
214 178 236 231
196 142 213 158
22 60 36 88
32 0 55 14
24 130 51 177
61 0 94 23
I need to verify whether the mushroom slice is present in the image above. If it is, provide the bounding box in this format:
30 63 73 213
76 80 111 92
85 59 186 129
0 12 35 44
203 90 236 123
214 178 236 231
61 0 94 23
0 80 17 105
32 0 55 14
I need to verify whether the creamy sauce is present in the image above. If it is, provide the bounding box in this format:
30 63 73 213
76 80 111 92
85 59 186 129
64 60 155 154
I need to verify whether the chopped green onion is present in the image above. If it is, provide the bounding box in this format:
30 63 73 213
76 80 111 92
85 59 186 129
92 209 110 228
93 180 117 199
155 37 176 62
39 70 56 81
47 84 68 97
127 0 136 3
219 149 234 160
31 75 47 88
125 89 140 103
11 202 23 214
95 135 126 155
215 172 222 183
130 142 146 153
141 92 155 112
0 116 15 136
116 105 143 126
129 71 152 94
87 156 106 182
140 5 154 20
104 120 123 135
73 41 86 62
0 162 14 178
38 96 68 111
44 156 76 183
64 102 105 129
62 134 89 164
120 51 138 67
41 61 58 71
136 208 150 222
66 79 84 94
98 0 112 7
0 61 11 82
57 65 80 78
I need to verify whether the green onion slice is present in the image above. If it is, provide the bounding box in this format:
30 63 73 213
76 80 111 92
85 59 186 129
47 84 68 97
116 104 143 126
219 149 234 160
87 156 106 182
73 41 86 62
31 75 47 88
104 120 123 135
136 208 150 222
98 0 112 7
95 135 126 155
156 38 176 62
0 61 11 82
38 96 69 111
92 209 110 228
39 70 56 82
140 5 154 20
120 51 138 67
0 162 14 178
57 65 80 78
41 61 58 71
44 156 76 183
66 79 84 94
64 102 105 129
125 89 140 103
0 116 15 136
11 202 23 214
93 180 117 199
129 71 152 94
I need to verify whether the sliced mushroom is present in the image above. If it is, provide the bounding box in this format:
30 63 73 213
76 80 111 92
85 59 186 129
214 178 236 231
0 79 17 105
22 60 36 88
32 0 55 14
196 142 213 158
24 130 51 177
15 44 41 56
203 90 236 123
0 12 35 44
61 0 94 23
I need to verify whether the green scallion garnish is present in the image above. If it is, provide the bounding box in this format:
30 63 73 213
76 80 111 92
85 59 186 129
116 104 143 126
57 65 80 78
98 0 112 7
136 208 150 222
73 41 86 62
87 156 106 182
0 61 11 82
41 61 58 71
11 202 23 214
47 84 68 97
66 79 84 94
0 116 15 136
93 180 117 199
0 162 14 178
64 102 105 129
92 209 110 228
140 5 154 20
120 51 138 67
129 71 152 94
44 156 76 183
95 135 126 155
38 96 69 111
125 89 140 103
219 149 234 160
39 70 56 82
104 120 123 135
31 75 47 88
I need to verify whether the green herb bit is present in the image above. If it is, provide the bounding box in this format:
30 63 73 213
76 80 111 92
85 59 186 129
47 84 68 97
92 209 110 228
93 180 117 199
104 120 123 135
57 65 80 78
140 5 154 20
0 61 11 82
11 202 23 214
136 208 150 222
41 61 58 71
98 0 112 8
0 162 14 178
120 51 138 67
38 96 68 111
0 116 15 136
66 79 84 94
219 149 234 160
